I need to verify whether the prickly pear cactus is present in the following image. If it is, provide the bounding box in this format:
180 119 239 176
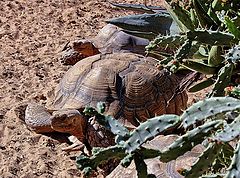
83 104 130 140
124 115 180 153
224 140 240 178
108 0 240 96
76 96 240 178
214 115 240 142
181 97 240 129
226 45 240 64
159 120 223 162
183 143 222 178
75 0 240 177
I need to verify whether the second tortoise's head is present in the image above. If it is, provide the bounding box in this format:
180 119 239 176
60 39 100 65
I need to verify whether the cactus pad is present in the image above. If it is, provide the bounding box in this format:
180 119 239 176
124 115 180 153
181 97 240 129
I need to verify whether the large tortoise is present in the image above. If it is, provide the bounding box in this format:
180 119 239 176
25 52 187 148
25 24 197 177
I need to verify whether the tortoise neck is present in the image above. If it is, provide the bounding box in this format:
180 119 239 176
68 118 87 142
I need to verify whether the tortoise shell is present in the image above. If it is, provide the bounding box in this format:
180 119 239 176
51 52 187 127
60 24 149 65
93 24 149 55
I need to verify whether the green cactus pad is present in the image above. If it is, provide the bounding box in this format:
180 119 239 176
106 13 177 35
181 59 217 75
160 120 222 162
84 105 130 138
168 1 194 31
224 16 240 40
189 78 215 93
184 143 222 178
124 115 180 153
96 102 106 113
213 143 234 172
186 30 236 46
181 97 240 129
225 140 240 178
134 153 148 178
83 106 99 116
208 46 224 66
209 63 234 97
76 145 125 174
120 153 134 167
146 34 185 52
174 39 192 61
192 0 218 29
122 29 157 40
214 115 240 142
226 45 240 63
103 115 130 138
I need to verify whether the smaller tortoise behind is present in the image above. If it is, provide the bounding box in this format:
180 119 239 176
60 24 149 65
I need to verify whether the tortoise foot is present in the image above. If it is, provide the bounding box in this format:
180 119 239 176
25 102 53 133
61 135 89 153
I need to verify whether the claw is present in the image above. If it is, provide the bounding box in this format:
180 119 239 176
62 136 86 153
98 131 104 138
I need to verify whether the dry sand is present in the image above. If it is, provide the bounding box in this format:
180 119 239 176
0 0 202 177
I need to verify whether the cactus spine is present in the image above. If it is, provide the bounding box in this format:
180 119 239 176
181 97 240 129
124 115 180 153
76 97 240 177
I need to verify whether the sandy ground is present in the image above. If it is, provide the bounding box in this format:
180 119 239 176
0 0 203 177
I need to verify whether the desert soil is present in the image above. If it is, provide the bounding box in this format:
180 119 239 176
0 0 202 177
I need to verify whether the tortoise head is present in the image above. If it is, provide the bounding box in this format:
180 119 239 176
51 109 87 141
71 39 100 57
60 39 100 65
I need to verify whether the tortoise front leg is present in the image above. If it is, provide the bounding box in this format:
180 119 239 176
61 135 87 153
25 104 89 152
25 102 54 133
86 116 115 148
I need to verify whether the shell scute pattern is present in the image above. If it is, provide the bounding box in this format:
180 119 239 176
51 53 187 126
53 55 101 109
94 25 148 55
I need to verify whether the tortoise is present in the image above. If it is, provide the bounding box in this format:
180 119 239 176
25 52 190 177
25 52 188 149
60 24 149 65
24 24 198 177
